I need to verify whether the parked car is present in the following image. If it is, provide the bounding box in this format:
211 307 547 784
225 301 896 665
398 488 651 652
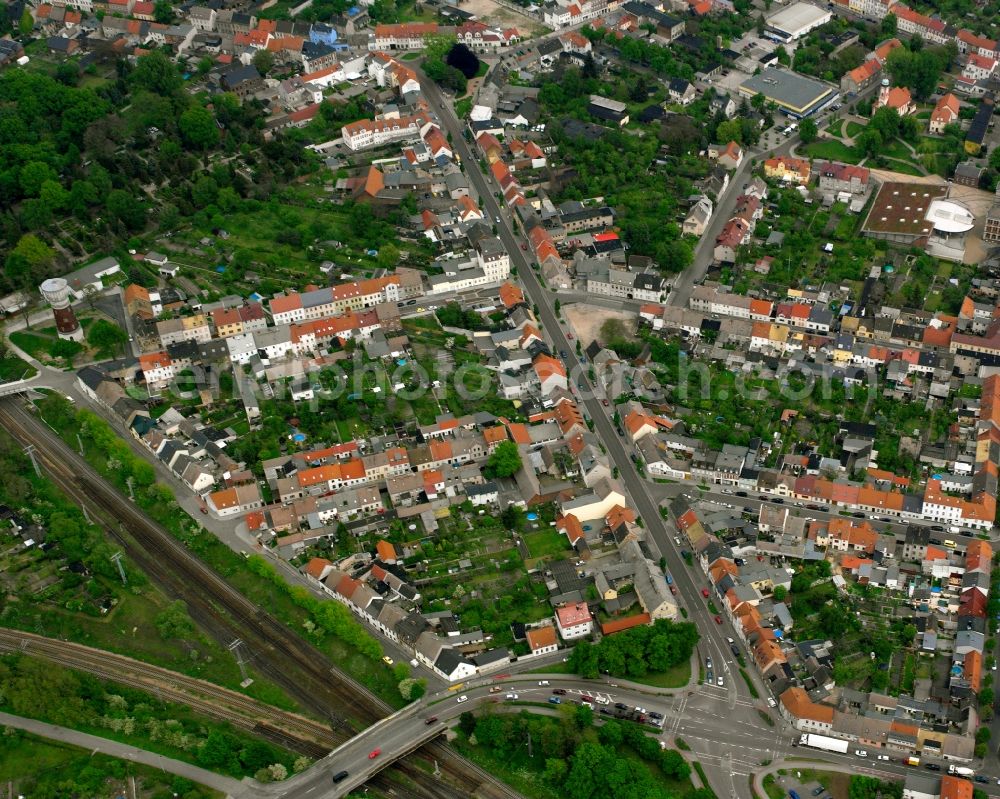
714 615 722 624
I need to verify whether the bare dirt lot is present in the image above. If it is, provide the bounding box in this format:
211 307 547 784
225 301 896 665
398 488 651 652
562 303 637 347
461 0 549 36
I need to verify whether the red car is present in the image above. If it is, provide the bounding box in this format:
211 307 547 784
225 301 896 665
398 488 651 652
425 717 438 725
714 615 722 625
520 243 527 250
701 588 710 598
602 398 609 406
567 333 574 340
669 585 677 595
369 748 381 759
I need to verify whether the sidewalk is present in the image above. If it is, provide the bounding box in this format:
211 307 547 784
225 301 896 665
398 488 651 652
0 710 254 798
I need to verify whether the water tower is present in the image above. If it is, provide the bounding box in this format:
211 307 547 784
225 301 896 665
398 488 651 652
39 278 83 342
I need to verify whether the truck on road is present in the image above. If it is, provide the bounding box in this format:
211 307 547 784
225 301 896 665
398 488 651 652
798 734 849 754
948 766 974 777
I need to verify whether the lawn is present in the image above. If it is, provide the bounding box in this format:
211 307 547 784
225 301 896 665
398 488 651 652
522 528 571 561
845 121 866 138
629 658 691 689
825 118 844 138
803 140 860 163
880 158 923 176
0 354 37 382
455 96 473 119
9 330 55 360
880 138 917 162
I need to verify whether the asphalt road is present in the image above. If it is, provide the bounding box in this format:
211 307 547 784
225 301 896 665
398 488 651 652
416 69 766 796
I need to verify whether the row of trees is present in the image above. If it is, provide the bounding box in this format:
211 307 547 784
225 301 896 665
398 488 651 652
567 619 699 679
459 707 698 799
0 653 297 779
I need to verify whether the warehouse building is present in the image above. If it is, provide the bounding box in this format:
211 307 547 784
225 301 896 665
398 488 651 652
739 67 837 118
764 2 832 42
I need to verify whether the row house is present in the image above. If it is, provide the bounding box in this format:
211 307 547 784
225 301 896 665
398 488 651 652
269 275 407 325
957 29 998 58
893 5 951 45
369 22 439 50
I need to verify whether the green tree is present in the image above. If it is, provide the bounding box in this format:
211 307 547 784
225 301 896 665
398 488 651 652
716 119 743 145
87 319 128 355
798 117 817 144
484 440 522 479
179 106 219 150
252 49 275 76
772 585 787 602
155 600 196 639
574 703 594 729
543 758 568 785
11 234 55 272
19 8 33 35
130 50 183 97
106 190 146 231
153 0 174 23
19 162 57 198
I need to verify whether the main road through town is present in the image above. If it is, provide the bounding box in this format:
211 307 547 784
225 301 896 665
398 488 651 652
416 68 771 788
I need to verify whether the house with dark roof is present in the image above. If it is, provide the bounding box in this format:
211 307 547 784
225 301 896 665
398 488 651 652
221 64 263 98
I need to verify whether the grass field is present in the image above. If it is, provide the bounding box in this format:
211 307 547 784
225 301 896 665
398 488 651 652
825 119 844 138
845 121 865 138
630 658 691 688
880 158 923 176
523 528 570 561
0 354 37 382
803 140 860 163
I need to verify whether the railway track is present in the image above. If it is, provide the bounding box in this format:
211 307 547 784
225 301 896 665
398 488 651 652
0 398 522 799
0 628 337 756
